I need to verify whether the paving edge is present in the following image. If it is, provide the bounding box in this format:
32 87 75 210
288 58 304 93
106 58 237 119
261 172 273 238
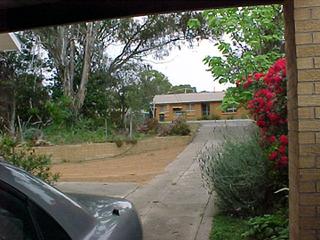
194 193 214 240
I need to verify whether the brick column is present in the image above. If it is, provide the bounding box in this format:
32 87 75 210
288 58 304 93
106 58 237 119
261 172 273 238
286 0 320 239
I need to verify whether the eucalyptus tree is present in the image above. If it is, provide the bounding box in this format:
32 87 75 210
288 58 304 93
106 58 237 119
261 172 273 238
35 12 203 115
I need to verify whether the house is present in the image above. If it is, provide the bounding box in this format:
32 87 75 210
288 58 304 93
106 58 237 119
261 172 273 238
0 33 21 51
152 92 249 121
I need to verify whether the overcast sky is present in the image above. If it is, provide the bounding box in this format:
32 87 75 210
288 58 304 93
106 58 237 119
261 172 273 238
145 39 233 92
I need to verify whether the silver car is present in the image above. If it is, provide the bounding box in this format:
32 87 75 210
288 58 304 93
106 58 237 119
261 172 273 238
0 160 143 240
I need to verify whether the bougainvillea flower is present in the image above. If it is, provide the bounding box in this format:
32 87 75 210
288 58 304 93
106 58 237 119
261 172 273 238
268 112 280 122
268 135 276 143
240 58 288 168
279 145 286 154
279 135 288 145
269 151 278 161
257 119 266 127
278 156 288 166
243 79 253 89
254 73 264 81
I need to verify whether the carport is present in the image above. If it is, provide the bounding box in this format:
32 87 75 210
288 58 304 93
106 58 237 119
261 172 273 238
0 0 317 239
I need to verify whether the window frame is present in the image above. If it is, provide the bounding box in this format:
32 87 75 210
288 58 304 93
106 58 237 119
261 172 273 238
0 180 40 240
0 180 71 240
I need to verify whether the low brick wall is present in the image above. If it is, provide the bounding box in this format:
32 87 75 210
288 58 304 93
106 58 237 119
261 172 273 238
33 135 192 164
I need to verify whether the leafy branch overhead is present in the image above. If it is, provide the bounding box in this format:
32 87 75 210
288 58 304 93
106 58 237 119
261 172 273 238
189 5 284 109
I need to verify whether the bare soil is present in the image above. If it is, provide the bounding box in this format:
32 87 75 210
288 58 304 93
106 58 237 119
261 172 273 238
52 142 187 184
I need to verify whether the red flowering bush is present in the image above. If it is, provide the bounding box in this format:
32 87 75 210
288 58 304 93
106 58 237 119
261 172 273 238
238 58 288 169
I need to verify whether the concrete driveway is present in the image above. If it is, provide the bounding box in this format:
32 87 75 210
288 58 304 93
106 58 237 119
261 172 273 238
57 120 253 240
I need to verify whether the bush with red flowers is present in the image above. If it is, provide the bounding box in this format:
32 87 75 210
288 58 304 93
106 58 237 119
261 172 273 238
238 58 288 171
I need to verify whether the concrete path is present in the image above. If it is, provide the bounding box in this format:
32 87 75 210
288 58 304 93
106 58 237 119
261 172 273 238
57 120 253 240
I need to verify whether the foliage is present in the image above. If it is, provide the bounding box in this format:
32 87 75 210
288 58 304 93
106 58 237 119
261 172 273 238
23 128 43 142
0 135 59 184
236 58 288 195
0 32 51 133
210 114 221 120
168 84 197 94
114 138 124 148
35 12 203 115
43 120 107 145
242 209 288 240
169 118 191 135
241 59 287 167
45 96 75 127
158 118 191 136
197 126 270 216
197 114 221 121
137 118 160 134
210 215 249 240
189 5 284 109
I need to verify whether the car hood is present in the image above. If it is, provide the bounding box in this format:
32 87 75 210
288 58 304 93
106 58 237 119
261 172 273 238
68 193 143 240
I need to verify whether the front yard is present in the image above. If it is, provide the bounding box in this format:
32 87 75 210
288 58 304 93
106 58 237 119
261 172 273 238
52 143 186 183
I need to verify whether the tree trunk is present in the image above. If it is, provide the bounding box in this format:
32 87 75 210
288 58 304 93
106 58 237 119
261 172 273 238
58 26 73 97
74 22 95 112
9 89 16 136
129 111 133 139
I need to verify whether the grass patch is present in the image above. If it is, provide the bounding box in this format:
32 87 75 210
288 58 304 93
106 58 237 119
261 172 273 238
43 125 150 145
210 215 248 240
43 126 107 145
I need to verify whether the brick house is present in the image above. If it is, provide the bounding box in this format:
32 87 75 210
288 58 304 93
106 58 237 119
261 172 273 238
152 92 249 121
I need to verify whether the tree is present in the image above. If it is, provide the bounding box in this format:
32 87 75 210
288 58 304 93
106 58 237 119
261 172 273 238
169 84 197 94
0 32 50 134
136 68 172 109
189 5 284 108
35 22 96 114
35 12 203 116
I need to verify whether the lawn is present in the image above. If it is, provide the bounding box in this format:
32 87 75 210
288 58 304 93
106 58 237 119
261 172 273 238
210 215 248 240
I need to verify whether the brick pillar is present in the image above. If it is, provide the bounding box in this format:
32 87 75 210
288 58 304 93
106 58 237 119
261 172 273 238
286 0 320 239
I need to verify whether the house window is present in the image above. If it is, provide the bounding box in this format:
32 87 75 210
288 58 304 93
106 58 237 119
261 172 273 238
173 107 183 118
188 103 194 111
225 106 237 113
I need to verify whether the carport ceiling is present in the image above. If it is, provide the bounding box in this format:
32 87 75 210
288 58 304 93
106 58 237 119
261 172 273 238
1 0 283 33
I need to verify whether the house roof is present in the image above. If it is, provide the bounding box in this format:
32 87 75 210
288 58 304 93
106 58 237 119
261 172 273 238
0 32 21 51
153 92 225 104
0 0 282 33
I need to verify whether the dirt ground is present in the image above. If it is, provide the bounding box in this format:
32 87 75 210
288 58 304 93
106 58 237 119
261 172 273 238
52 144 187 184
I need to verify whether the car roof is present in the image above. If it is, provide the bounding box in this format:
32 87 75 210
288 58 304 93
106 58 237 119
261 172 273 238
0 160 96 239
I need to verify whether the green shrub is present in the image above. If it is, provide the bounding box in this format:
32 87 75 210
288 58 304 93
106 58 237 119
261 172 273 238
114 139 124 148
137 118 159 134
158 117 191 136
242 209 288 240
45 96 75 127
210 215 249 240
210 114 221 120
43 125 107 144
169 118 191 136
125 138 138 145
23 128 43 142
197 126 269 216
0 135 59 184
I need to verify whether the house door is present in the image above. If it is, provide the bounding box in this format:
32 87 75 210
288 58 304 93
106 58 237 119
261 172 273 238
201 103 210 117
